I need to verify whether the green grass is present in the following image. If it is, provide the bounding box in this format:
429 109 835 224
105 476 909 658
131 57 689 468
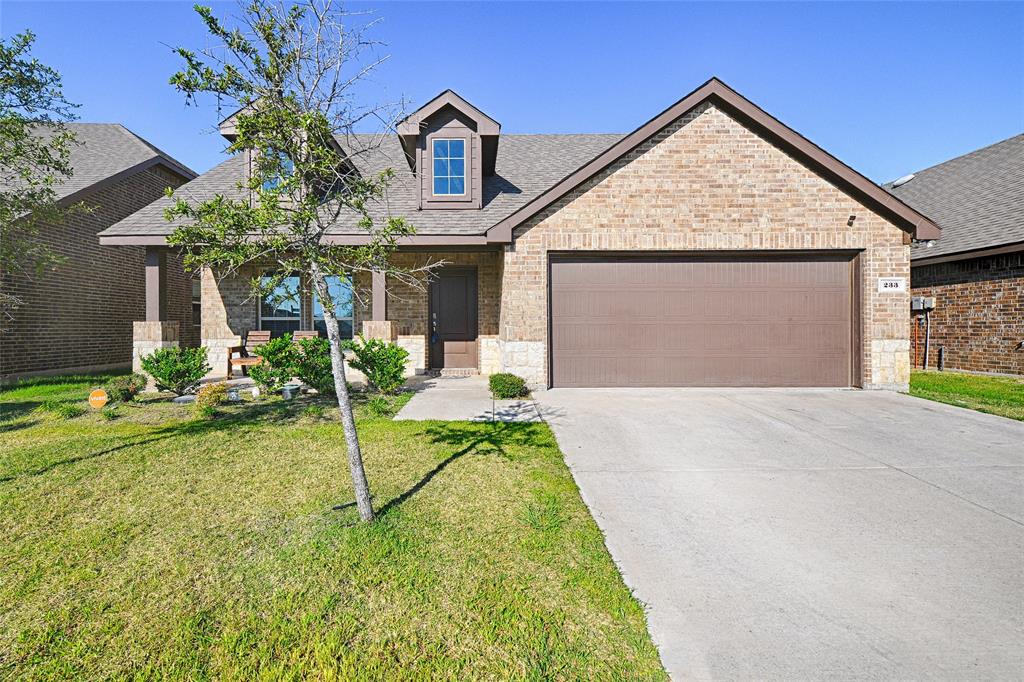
0 374 665 680
910 370 1024 421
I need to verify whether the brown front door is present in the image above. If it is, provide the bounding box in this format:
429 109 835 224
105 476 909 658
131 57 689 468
429 266 479 370
550 253 857 388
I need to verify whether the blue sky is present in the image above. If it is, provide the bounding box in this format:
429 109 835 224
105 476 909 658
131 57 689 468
2 1 1021 181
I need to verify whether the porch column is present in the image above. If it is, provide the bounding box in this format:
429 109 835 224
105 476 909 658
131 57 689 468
362 269 397 341
134 246 179 388
371 269 386 321
144 246 168 321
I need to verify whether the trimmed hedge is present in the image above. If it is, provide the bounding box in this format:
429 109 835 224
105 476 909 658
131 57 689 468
489 373 528 399
140 346 210 396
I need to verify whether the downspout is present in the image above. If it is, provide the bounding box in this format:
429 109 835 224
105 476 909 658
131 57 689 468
913 315 919 369
923 309 931 370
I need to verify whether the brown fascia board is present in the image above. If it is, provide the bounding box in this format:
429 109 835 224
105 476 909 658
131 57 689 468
396 89 501 136
485 77 941 243
98 232 493 247
910 240 1024 267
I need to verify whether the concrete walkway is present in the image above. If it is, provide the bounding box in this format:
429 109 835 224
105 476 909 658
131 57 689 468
396 375 542 422
534 388 1024 680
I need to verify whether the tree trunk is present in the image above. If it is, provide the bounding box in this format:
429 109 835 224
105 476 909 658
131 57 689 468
310 265 375 522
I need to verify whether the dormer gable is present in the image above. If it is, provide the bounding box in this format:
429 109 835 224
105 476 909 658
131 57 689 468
397 90 500 210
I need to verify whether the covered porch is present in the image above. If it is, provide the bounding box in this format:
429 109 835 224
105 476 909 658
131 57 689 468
132 246 505 381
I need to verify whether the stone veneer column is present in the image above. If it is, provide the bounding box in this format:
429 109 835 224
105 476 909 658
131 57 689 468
362 320 397 341
133 321 179 390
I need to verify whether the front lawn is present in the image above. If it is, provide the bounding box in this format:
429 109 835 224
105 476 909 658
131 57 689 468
0 375 665 679
909 370 1024 421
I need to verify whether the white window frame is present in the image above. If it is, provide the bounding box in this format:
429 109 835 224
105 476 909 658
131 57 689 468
431 137 466 196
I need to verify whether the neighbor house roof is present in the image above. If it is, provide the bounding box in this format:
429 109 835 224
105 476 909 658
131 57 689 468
886 134 1024 264
47 123 196 205
98 133 624 245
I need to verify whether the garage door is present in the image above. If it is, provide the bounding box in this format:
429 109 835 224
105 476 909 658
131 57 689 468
549 254 856 387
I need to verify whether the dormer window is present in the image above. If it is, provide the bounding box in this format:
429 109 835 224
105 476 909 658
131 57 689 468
261 150 293 191
397 90 500 210
432 139 465 196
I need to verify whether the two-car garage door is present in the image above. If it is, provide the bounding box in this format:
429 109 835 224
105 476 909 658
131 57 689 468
549 254 857 388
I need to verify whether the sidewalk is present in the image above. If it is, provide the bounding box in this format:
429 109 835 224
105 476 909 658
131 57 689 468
395 375 542 422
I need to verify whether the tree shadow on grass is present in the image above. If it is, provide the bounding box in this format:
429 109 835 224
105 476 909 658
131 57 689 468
0 412 245 484
373 422 549 518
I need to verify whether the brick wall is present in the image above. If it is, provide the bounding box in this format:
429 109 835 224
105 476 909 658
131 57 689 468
501 103 912 389
910 252 1024 375
384 251 501 336
1 166 194 380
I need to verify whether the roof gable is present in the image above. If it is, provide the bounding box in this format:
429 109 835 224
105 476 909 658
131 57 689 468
397 89 500 136
485 77 940 243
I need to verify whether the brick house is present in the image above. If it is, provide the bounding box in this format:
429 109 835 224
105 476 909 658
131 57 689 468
0 124 196 381
888 134 1023 376
98 78 939 391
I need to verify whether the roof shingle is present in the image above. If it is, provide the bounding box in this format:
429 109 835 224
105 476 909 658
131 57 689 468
41 123 195 202
887 134 1024 260
99 133 624 238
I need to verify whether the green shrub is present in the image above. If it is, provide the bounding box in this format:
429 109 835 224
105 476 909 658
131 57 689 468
489 373 528 399
194 404 217 420
196 382 229 409
294 337 335 395
103 373 147 403
345 336 409 395
249 335 298 391
366 394 397 418
140 346 210 396
100 406 120 420
37 400 86 419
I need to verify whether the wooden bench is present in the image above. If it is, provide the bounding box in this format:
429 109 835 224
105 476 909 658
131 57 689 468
227 330 323 378
227 330 271 378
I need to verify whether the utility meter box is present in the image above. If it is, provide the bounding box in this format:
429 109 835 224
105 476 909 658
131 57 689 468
911 296 936 311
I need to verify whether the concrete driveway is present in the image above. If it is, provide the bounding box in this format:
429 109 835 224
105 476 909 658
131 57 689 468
535 389 1024 680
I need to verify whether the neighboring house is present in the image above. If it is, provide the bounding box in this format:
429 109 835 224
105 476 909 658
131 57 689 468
98 78 939 390
887 134 1023 376
0 124 197 381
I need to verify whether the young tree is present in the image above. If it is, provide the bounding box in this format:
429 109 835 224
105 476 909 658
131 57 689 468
166 0 435 522
0 30 79 329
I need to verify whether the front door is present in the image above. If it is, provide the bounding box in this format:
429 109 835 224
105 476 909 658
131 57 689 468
429 266 479 369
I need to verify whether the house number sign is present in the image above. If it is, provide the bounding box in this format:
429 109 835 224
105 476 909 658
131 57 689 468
877 277 906 293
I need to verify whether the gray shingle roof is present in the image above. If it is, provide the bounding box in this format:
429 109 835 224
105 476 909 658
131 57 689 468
887 134 1024 260
99 133 624 238
45 123 196 202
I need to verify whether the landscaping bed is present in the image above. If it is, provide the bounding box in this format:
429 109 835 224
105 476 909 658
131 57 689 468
910 370 1024 421
0 373 665 679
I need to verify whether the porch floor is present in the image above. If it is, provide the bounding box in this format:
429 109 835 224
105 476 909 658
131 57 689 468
396 375 542 423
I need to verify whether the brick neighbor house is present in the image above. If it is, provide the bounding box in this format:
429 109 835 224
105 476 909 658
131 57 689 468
0 124 197 381
888 134 1023 376
98 78 939 391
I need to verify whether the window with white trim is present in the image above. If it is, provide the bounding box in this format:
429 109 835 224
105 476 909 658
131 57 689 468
432 138 465 196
